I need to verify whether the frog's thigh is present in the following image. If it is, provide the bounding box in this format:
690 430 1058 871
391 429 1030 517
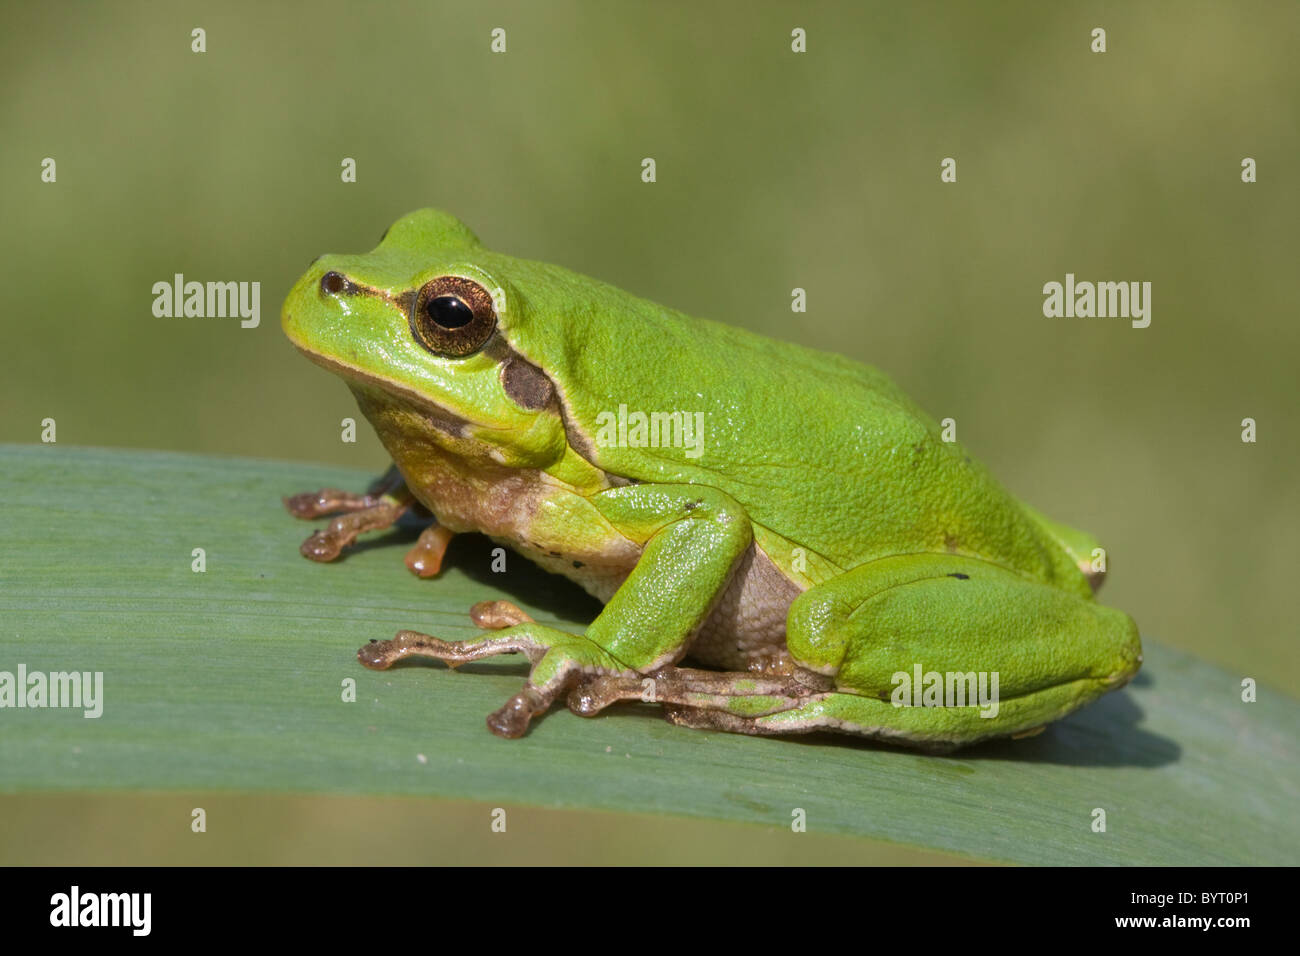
779 553 1142 746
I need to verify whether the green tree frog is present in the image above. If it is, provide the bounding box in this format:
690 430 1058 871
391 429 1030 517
282 209 1141 750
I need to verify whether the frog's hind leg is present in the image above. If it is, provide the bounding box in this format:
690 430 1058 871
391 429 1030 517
771 552 1143 749
610 553 1143 751
561 666 949 748
558 667 991 753
640 670 1126 754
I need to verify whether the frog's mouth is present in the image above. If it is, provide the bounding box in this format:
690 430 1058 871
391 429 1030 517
286 339 473 438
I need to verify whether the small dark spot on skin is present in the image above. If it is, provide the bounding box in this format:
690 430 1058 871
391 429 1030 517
573 560 585 569
948 572 970 580
369 639 378 644
549 551 561 557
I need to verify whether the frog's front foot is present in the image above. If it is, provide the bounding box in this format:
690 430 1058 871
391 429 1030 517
290 495 413 562
285 466 431 566
357 623 625 738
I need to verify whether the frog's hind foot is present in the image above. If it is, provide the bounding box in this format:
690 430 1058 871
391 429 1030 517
357 623 626 738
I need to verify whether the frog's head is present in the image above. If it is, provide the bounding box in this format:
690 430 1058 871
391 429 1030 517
282 209 570 469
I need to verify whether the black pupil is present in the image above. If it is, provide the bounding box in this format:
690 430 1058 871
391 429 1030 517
427 295 473 329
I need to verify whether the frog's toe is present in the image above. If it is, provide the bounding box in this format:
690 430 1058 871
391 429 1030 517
403 524 455 578
487 687 548 738
356 628 539 671
283 487 378 519
486 659 621 738
357 631 445 670
300 529 344 562
566 673 641 716
469 600 534 630
284 489 344 519
357 638 393 669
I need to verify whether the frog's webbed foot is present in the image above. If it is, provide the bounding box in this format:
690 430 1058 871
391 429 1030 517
289 496 413 562
357 623 625 738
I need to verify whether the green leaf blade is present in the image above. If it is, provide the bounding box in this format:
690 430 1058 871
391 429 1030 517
1 445 1295 864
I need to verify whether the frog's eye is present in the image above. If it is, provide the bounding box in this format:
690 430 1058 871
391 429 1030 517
411 276 498 357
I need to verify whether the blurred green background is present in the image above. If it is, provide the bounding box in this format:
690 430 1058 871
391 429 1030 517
2 0 1296 864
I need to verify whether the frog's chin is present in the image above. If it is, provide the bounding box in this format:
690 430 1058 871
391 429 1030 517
287 341 475 438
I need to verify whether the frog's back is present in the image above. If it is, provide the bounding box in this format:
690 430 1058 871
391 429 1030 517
504 257 1080 589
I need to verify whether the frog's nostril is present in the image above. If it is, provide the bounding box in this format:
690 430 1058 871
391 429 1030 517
320 271 350 295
